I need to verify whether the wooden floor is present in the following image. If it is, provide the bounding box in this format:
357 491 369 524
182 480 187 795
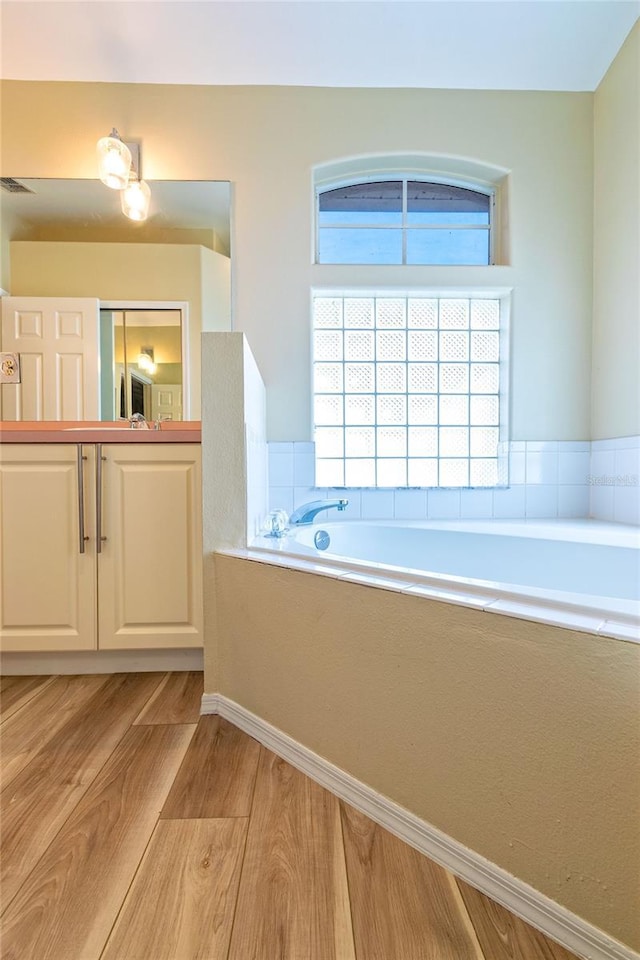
0 671 581 960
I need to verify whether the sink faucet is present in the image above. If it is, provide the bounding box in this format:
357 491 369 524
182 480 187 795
129 413 148 429
289 498 349 525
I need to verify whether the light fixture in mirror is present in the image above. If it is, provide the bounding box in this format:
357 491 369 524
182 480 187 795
137 346 156 375
96 129 132 190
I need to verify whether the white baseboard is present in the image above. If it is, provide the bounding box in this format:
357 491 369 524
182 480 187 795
1 647 204 675
201 692 639 960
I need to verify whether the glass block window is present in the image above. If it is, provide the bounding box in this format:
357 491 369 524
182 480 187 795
313 295 504 488
317 180 492 265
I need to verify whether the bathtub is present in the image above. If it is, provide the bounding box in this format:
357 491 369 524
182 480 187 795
246 519 639 642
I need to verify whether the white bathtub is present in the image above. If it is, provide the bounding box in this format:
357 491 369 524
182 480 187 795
246 519 639 642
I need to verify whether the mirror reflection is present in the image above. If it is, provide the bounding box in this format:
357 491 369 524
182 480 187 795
1 179 231 421
105 309 183 421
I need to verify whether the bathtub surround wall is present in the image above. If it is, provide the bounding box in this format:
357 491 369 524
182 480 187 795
201 332 267 682
244 352 270 542
214 554 640 953
201 332 267 551
268 439 637 523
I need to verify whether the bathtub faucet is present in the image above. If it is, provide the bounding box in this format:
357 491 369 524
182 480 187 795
289 498 349 525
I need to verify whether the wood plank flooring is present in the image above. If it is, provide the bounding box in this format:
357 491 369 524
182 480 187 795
1 672 163 907
0 674 55 721
227 749 355 960
0 672 583 960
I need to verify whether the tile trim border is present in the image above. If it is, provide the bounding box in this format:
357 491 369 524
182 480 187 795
201 692 639 960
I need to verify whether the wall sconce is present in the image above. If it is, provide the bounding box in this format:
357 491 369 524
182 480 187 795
137 347 156 375
96 129 133 190
97 127 151 221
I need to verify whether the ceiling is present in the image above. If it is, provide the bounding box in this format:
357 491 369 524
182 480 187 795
1 1 638 92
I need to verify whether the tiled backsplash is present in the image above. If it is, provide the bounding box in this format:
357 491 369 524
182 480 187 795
589 436 640 525
266 438 640 526
265 439 637 524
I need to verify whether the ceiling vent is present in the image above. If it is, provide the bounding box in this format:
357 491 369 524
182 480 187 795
0 178 34 194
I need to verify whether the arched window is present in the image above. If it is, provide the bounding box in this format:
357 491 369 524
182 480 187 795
316 178 493 265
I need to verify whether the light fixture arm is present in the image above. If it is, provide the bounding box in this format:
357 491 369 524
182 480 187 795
126 141 141 181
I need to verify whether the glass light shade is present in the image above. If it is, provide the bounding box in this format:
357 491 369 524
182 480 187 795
96 133 132 190
121 179 151 221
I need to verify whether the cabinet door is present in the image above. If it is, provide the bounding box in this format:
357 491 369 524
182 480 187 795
1 297 100 421
0 444 97 652
97 444 202 649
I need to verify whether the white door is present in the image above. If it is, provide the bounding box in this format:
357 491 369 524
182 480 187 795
1 297 100 420
151 384 182 421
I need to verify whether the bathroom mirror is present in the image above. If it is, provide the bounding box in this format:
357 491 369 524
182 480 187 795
1 178 231 420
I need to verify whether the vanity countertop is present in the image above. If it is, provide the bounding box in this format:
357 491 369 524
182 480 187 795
0 421 201 443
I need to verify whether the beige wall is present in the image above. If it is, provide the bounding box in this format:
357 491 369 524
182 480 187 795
212 554 640 950
114 325 182 366
593 23 640 440
200 246 231 333
1 79 593 440
7 239 231 419
0 206 22 293
8 221 218 250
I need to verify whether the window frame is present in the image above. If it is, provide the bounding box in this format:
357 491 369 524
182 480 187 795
315 175 496 267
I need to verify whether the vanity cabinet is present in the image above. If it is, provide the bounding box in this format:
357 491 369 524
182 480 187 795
0 443 202 653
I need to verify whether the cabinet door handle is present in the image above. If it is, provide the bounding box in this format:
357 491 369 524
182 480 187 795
96 444 107 553
76 444 90 554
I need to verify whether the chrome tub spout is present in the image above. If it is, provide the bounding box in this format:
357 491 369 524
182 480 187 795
289 498 348 525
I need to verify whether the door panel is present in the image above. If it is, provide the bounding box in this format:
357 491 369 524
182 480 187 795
97 444 202 649
151 384 182 422
0 444 97 652
1 297 100 420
